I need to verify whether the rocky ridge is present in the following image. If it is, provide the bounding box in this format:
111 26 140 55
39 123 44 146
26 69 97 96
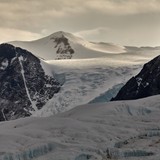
0 43 60 121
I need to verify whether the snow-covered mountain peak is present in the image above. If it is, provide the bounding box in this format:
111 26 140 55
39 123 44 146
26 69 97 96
9 31 160 61
9 31 127 60
50 31 67 37
47 31 88 46
49 31 74 39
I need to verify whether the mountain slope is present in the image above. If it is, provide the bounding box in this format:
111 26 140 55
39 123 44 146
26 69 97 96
0 43 60 121
112 55 160 101
10 31 126 60
0 95 160 159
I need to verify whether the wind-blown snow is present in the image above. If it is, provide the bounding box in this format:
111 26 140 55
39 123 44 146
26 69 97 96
1 95 160 159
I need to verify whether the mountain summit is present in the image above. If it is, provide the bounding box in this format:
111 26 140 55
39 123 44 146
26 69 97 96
10 31 126 60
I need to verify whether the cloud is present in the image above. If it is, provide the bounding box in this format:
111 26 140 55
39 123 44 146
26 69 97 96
1 0 160 23
0 0 159 46
75 27 110 40
85 0 160 15
0 0 160 28
0 28 41 43
75 25 160 46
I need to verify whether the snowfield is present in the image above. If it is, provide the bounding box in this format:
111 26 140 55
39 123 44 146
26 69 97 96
1 95 160 160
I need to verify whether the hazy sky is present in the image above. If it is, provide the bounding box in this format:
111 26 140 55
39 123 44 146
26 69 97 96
0 0 160 46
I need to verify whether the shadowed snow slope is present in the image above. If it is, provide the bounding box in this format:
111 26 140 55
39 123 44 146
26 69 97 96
0 95 160 159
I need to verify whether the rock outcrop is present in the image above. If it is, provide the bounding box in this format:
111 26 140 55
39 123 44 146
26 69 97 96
0 43 60 121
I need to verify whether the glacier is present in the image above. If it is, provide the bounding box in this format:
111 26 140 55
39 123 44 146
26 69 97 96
89 83 124 103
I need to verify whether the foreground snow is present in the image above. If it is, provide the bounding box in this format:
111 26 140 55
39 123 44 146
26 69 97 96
1 95 160 160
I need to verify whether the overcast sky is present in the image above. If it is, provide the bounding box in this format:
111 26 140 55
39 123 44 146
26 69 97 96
0 0 160 46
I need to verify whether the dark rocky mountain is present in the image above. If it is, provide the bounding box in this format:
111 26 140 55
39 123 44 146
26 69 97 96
0 43 60 121
112 55 160 101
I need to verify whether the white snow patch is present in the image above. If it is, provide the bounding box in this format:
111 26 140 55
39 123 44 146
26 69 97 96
40 59 54 76
0 59 8 70
1 108 6 121
136 77 142 86
18 55 38 112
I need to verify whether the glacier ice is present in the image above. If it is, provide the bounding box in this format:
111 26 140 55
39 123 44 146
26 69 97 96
1 143 55 160
89 83 124 104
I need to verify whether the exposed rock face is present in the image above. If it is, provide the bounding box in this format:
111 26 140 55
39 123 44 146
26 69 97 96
51 33 74 59
0 43 60 121
112 55 160 101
